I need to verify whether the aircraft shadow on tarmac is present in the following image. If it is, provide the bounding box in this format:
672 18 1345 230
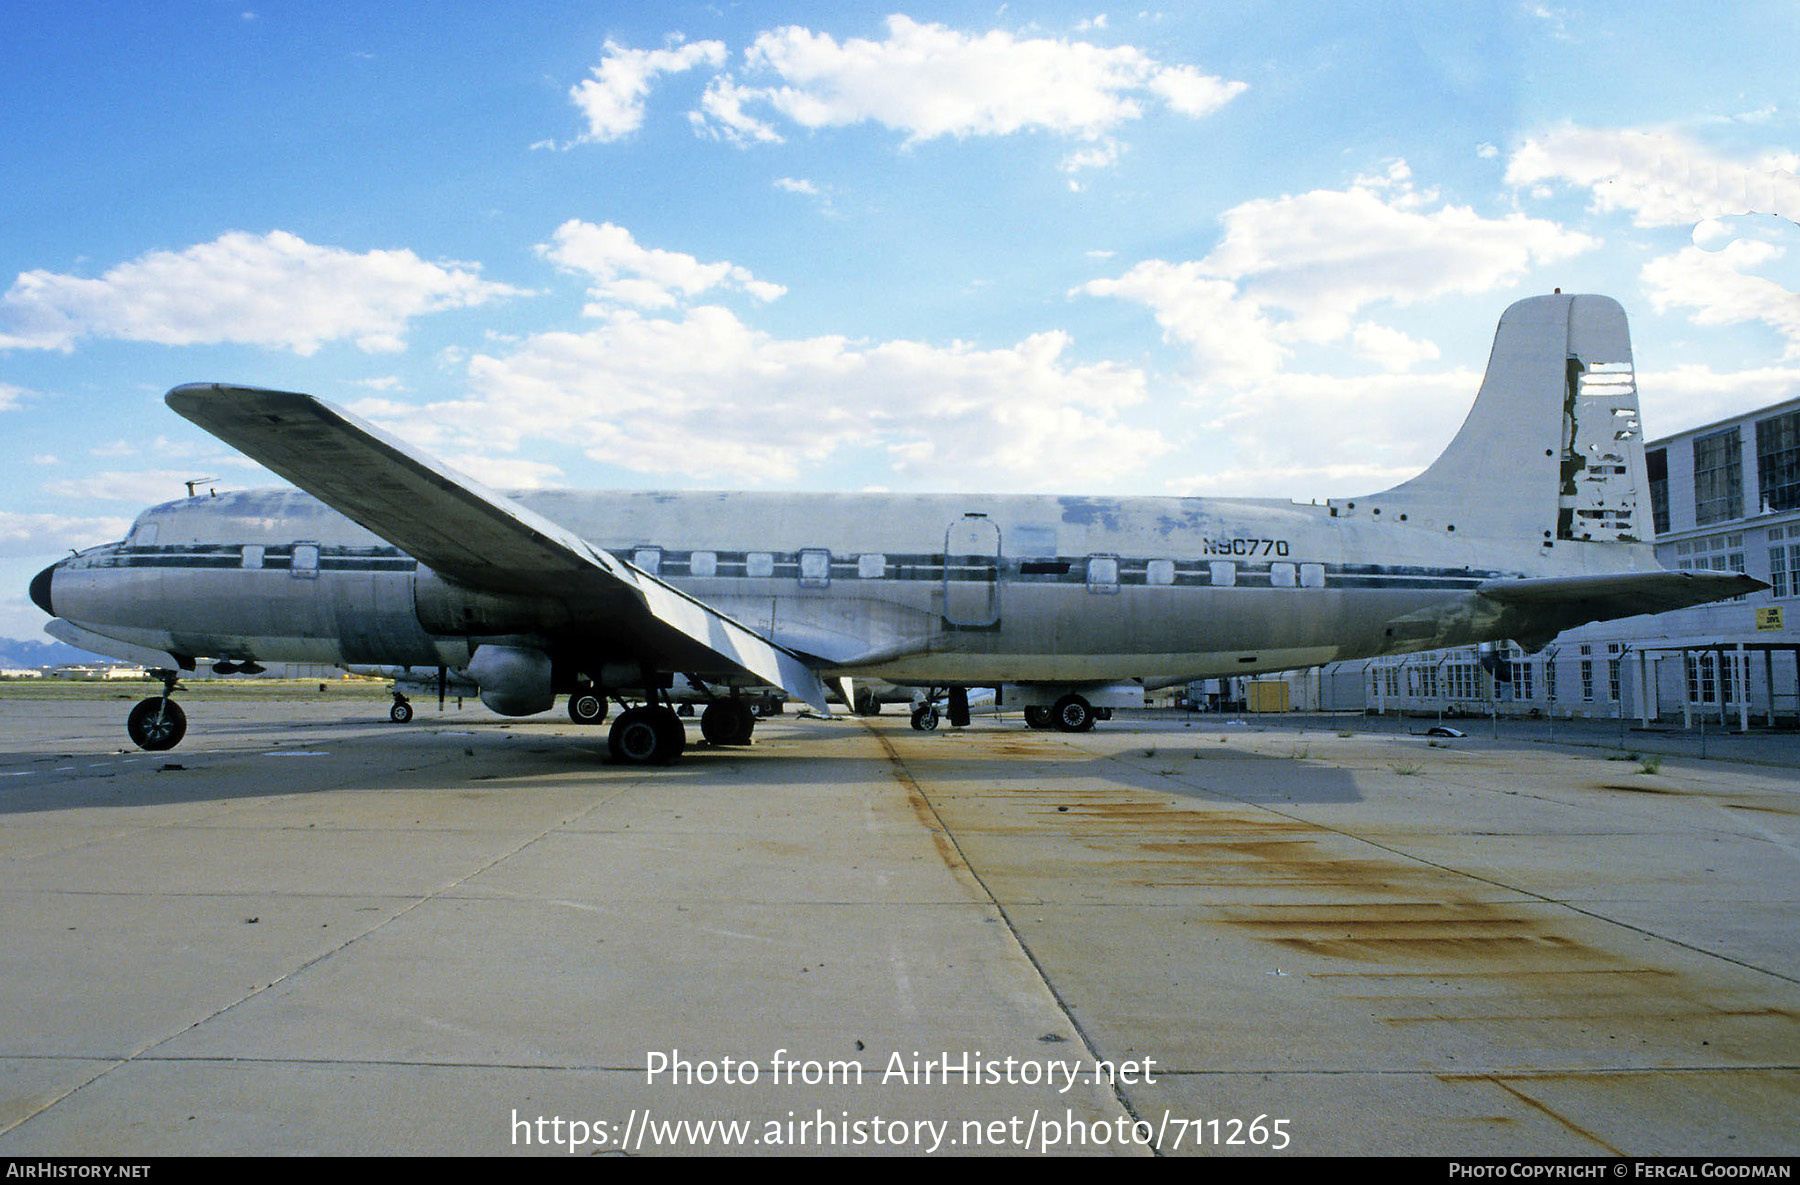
0 712 1364 815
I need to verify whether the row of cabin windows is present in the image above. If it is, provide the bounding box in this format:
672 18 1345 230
631 547 1327 590
239 542 1330 591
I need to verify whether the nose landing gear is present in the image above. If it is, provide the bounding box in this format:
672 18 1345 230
127 670 188 751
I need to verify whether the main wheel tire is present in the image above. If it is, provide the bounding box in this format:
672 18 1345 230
700 700 756 745
1024 705 1051 730
568 691 607 725
127 697 187 751
910 705 939 731
390 700 414 724
609 707 679 765
853 689 882 716
1051 694 1095 733
652 705 686 761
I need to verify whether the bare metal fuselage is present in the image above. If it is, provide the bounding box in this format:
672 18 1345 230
50 485 1660 690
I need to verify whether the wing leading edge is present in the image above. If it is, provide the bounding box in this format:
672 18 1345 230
165 383 829 712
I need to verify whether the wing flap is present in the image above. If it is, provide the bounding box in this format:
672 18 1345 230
166 384 829 712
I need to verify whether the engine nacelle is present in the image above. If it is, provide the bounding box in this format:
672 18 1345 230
468 644 555 716
414 568 572 636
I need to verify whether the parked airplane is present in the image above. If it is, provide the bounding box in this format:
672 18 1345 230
28 293 1762 764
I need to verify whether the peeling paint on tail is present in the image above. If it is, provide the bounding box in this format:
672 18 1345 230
1329 293 1644 548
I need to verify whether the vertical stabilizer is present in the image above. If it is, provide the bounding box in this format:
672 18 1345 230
1328 293 1644 544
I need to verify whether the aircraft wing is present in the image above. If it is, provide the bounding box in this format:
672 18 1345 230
165 383 830 712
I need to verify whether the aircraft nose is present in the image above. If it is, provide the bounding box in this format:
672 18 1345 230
29 563 55 617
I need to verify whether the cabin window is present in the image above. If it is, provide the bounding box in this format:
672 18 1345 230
241 545 264 570
1086 555 1120 593
1209 561 1236 587
689 550 717 577
1270 562 1296 587
858 552 886 579
1300 563 1326 588
1146 559 1175 586
632 547 662 576
746 551 774 578
291 543 319 580
798 548 831 588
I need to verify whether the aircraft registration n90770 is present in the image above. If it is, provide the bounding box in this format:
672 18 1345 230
27 293 1764 765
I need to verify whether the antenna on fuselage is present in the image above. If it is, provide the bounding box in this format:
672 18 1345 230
183 477 219 498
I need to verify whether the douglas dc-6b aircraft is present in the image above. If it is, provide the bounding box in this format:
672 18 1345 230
28 294 1763 765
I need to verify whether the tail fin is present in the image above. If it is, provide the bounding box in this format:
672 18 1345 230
1328 293 1646 545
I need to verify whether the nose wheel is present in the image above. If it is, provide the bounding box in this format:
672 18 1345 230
127 673 188 751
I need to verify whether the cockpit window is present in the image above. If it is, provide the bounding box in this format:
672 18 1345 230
127 522 158 547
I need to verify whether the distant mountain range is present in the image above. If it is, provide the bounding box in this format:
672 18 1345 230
0 638 110 670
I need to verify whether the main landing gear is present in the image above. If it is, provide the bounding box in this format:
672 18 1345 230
1024 695 1105 732
606 694 758 766
127 671 187 751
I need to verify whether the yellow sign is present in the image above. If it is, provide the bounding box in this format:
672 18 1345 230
1755 606 1784 631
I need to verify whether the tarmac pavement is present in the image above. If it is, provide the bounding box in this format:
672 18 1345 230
0 697 1794 1156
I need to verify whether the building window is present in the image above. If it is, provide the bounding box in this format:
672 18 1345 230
1607 643 1623 702
1693 429 1743 525
1579 643 1594 702
1647 447 1670 535
1687 653 1717 706
1756 410 1800 513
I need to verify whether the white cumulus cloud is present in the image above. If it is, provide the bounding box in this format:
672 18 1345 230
1506 125 1800 228
0 231 523 355
358 304 1164 489
538 220 786 313
1079 162 1595 383
0 511 133 558
692 15 1244 147
569 38 728 142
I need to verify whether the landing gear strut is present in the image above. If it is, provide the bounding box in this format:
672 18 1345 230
127 670 187 751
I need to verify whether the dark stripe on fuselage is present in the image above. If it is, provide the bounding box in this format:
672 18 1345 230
101 544 1500 592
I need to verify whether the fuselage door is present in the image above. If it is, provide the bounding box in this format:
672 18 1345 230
944 514 1001 627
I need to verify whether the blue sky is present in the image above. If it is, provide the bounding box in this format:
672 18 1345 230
4 2 1798 641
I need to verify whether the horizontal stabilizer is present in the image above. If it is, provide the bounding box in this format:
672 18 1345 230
1478 569 1767 624
165 384 829 712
